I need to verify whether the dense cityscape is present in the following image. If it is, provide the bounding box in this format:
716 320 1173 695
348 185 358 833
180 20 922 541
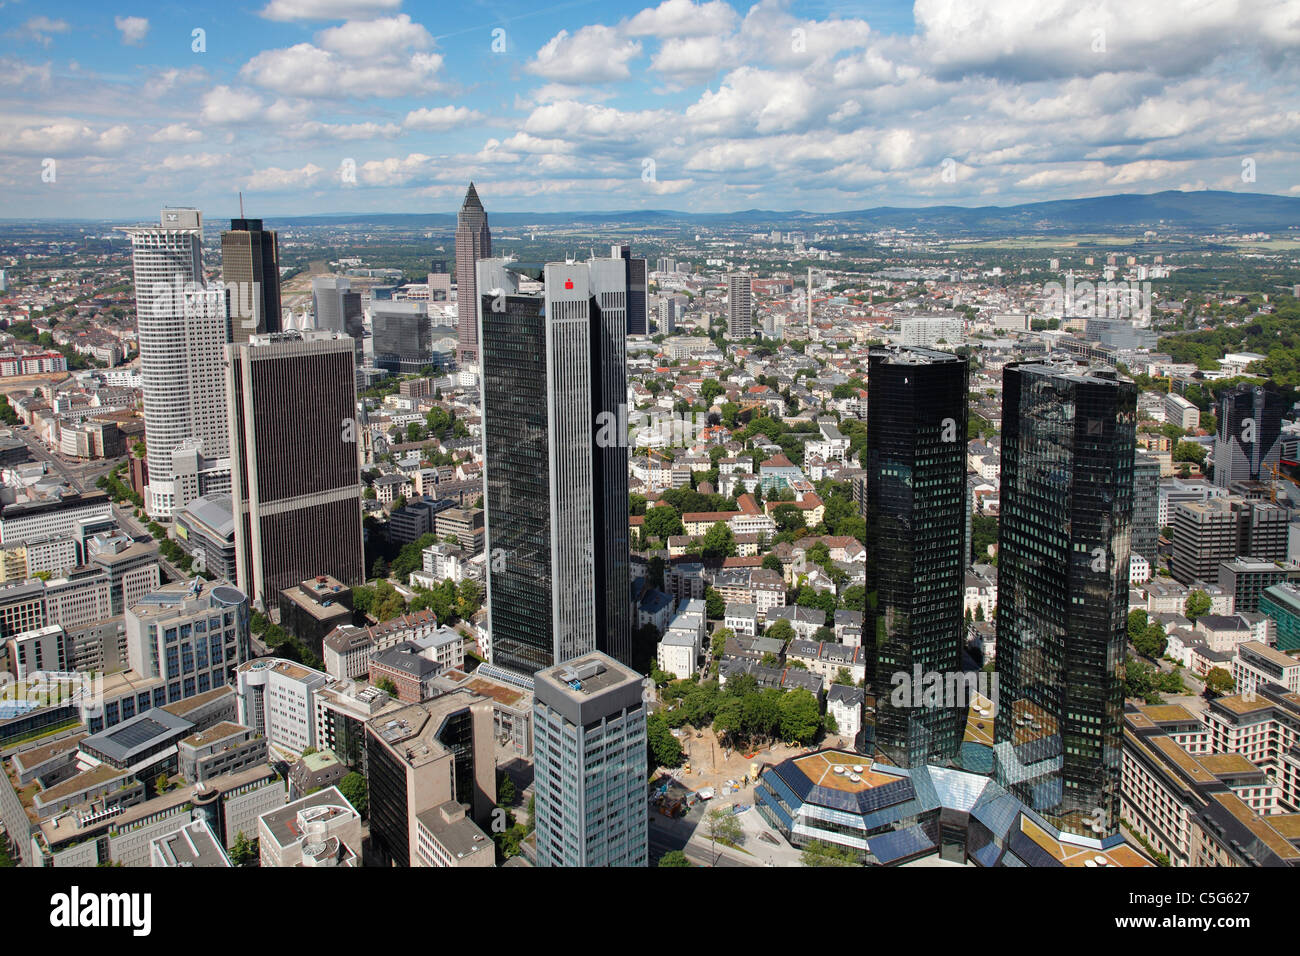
2 0 1300 933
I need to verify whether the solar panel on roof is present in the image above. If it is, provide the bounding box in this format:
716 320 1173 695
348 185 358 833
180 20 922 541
106 717 170 749
868 825 936 864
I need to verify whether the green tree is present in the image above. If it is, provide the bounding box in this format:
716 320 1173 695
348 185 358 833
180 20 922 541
700 521 736 564
497 773 518 807
704 587 726 620
230 831 258 866
801 839 859 867
645 505 684 541
339 771 368 817
778 688 822 744
647 712 684 769
1204 667 1235 695
705 806 743 861
658 849 691 867
1185 590 1212 622
765 618 795 643
1134 622 1168 660
1127 609 1149 642
376 676 399 697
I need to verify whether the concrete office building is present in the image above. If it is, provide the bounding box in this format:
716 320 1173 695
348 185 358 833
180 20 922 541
1171 496 1289 585
227 331 363 611
994 359 1136 842
533 652 648 867
727 273 752 339
455 183 491 366
126 580 250 705
86 531 161 616
173 493 237 582
1164 393 1200 431
120 208 232 518
235 657 331 755
365 689 496 867
477 258 631 674
311 275 363 337
258 786 361 867
221 217 281 342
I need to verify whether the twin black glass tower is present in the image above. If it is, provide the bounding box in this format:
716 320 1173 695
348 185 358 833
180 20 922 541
993 360 1136 840
867 347 969 768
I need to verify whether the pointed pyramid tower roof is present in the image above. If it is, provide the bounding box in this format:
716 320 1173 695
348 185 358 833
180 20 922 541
462 181 483 209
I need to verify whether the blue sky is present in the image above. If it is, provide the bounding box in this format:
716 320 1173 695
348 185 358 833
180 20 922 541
3 0 1299 219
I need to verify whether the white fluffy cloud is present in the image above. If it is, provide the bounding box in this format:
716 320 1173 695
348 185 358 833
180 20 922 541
316 15 431 58
200 86 265 124
404 106 484 131
244 162 325 190
114 16 150 46
528 26 643 84
625 0 738 38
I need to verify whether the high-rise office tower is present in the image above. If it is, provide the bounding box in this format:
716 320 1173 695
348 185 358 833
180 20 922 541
1170 495 1288 585
477 258 631 675
657 297 677 333
611 244 648 336
727 273 752 339
1131 451 1162 563
994 359 1136 843
454 183 491 367
226 330 363 612
371 301 435 375
866 347 968 768
121 208 231 519
221 217 281 343
1213 384 1285 489
311 276 362 337
533 651 648 867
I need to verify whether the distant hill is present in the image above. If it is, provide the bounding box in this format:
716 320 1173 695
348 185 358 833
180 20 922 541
263 190 1300 234
20 189 1299 234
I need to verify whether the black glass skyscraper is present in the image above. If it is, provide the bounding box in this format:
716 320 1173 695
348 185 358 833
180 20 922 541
993 359 1136 842
866 347 968 768
221 217 281 342
611 244 648 336
1213 383 1285 489
478 259 632 676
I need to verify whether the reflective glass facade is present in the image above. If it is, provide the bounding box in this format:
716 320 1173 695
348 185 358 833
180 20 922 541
867 348 969 767
478 260 631 675
993 361 1136 839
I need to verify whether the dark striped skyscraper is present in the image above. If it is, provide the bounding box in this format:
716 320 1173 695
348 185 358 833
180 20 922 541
477 258 631 676
866 347 968 768
610 244 648 336
221 217 281 343
1213 383 1285 489
455 183 491 367
993 358 1136 843
226 330 363 612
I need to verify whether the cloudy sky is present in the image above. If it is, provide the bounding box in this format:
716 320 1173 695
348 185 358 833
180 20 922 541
3 0 1300 219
